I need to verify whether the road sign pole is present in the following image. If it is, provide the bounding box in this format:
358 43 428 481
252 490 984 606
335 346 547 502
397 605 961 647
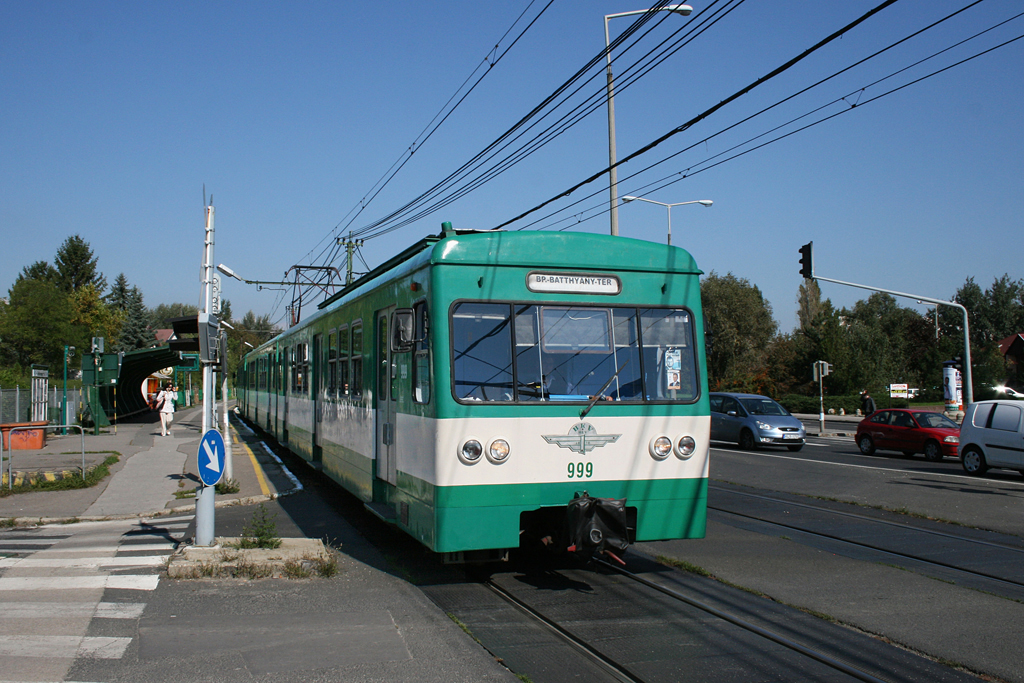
195 485 215 546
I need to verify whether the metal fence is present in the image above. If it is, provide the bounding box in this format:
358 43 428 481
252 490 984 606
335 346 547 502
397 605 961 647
0 386 82 425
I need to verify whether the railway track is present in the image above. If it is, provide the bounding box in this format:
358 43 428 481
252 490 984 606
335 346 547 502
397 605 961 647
708 485 1024 600
463 552 979 683
486 563 893 683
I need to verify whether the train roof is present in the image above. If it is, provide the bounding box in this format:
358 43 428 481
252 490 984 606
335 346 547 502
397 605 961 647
318 225 701 311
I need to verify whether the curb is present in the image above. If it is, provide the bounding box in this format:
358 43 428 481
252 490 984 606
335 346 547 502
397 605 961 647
0 490 301 528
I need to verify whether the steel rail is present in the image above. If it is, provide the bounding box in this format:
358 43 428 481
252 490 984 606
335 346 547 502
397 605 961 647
709 504 1024 593
594 559 893 683
710 485 1024 555
485 579 645 683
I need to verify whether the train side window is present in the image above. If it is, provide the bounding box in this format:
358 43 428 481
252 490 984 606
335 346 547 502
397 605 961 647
327 331 337 396
452 302 513 402
338 325 350 397
413 302 430 404
638 309 698 402
351 322 363 399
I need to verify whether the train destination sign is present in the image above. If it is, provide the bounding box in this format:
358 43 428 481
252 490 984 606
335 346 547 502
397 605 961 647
527 272 621 295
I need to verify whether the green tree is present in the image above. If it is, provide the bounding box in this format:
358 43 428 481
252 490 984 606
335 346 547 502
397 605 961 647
17 260 59 285
701 272 778 391
70 283 120 349
0 278 76 370
148 303 200 330
54 235 106 294
114 287 151 353
108 273 132 311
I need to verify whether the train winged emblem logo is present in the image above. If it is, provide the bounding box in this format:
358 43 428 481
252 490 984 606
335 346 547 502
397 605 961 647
542 422 621 454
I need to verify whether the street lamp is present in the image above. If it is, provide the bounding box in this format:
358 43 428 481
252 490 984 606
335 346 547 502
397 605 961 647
622 195 712 245
606 4 693 236
62 345 75 434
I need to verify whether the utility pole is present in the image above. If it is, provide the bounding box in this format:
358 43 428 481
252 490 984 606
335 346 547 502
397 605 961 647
338 233 364 285
196 203 219 547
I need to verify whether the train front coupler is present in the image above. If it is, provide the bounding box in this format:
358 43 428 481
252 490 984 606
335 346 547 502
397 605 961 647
566 491 630 565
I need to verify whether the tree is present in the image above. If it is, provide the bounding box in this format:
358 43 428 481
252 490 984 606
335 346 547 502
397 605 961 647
108 273 132 311
54 234 107 294
68 283 121 356
148 303 200 331
17 260 59 285
701 272 778 391
114 287 151 353
0 278 76 370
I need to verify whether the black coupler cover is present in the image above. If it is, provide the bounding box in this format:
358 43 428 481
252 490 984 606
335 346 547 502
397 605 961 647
567 492 629 556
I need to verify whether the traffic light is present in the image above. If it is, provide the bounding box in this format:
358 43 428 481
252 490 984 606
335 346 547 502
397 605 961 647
197 311 221 364
798 242 814 279
953 356 963 371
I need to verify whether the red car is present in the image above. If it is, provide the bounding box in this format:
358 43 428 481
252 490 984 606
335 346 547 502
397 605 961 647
855 409 960 461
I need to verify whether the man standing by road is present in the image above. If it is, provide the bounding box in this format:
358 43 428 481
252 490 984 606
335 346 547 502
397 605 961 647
861 390 876 416
156 382 178 437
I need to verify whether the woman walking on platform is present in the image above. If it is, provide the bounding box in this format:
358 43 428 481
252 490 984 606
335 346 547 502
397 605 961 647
156 382 178 437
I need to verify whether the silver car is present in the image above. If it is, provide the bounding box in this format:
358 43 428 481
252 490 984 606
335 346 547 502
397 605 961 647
710 392 806 452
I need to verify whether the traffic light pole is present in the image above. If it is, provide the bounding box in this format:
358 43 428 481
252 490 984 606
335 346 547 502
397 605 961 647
813 274 973 407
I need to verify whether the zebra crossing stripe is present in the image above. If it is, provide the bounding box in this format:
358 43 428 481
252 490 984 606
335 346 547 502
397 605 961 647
0 555 167 568
1 602 146 619
0 575 159 591
0 635 132 659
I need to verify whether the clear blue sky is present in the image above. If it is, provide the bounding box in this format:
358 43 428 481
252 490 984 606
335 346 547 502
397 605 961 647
2 1 1021 332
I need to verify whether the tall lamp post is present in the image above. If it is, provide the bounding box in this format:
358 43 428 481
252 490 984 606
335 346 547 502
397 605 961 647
622 196 712 245
606 4 693 236
62 345 75 434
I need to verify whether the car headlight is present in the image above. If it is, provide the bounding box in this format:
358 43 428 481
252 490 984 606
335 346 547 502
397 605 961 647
459 439 483 464
649 435 672 460
487 438 511 463
944 435 959 444
676 435 696 459
756 421 773 431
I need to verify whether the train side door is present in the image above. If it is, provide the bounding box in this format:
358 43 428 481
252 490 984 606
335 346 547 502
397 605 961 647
375 308 397 486
312 333 324 466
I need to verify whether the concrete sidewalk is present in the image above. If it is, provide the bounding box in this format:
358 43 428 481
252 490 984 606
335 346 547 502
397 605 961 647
0 405 291 523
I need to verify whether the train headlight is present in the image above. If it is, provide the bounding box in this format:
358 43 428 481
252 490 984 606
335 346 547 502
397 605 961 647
459 439 483 465
675 435 696 459
649 435 673 460
487 438 511 464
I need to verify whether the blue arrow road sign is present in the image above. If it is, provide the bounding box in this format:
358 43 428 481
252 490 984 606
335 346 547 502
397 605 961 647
198 429 226 487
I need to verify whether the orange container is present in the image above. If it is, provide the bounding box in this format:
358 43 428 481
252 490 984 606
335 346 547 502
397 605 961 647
1 422 48 450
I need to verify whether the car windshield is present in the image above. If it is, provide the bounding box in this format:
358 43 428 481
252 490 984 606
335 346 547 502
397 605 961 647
912 412 959 430
739 397 788 416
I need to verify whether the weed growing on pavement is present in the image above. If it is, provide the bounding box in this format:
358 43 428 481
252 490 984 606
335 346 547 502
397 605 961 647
447 613 481 644
237 503 281 549
174 489 196 499
283 558 312 579
215 478 240 494
656 555 712 577
0 518 15 528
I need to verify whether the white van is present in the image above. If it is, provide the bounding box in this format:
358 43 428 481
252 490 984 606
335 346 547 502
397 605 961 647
959 400 1024 475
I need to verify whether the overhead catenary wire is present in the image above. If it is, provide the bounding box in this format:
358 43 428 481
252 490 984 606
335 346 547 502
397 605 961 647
296 0 557 273
345 1 739 242
492 0 903 231
517 1 1021 233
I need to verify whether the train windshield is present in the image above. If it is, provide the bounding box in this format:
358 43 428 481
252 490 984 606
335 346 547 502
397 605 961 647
451 302 698 403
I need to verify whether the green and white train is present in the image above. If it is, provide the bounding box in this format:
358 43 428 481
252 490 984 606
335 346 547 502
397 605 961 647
237 223 709 562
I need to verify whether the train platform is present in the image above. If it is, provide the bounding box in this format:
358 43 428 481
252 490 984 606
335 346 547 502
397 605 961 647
0 406 519 682
0 405 292 523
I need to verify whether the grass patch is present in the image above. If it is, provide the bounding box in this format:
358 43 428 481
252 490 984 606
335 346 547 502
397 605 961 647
0 453 120 497
174 490 196 499
215 478 240 494
0 518 15 528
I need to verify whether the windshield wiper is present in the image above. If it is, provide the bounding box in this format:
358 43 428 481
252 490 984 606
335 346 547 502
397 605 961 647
580 360 629 420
